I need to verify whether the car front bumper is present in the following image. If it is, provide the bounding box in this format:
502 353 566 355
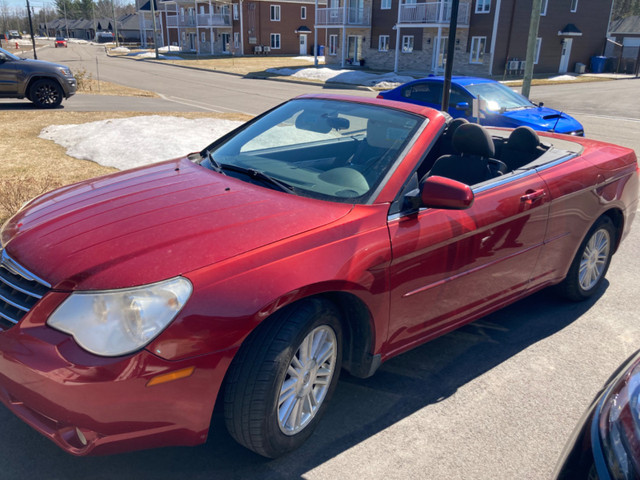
0 320 233 456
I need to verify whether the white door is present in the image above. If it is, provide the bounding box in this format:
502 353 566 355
299 34 308 55
559 38 573 73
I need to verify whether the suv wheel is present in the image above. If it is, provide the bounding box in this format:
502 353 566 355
30 79 63 108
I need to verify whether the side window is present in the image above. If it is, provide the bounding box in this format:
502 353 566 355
449 86 471 106
402 82 443 105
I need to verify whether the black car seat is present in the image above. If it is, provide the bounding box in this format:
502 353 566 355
427 123 507 186
438 117 469 156
500 126 544 171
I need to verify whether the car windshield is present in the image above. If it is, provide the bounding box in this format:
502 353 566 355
202 98 424 203
0 47 20 61
56 37 65 41
465 82 534 111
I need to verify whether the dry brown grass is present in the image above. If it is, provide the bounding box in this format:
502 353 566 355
74 68 159 97
110 50 322 76
0 110 252 224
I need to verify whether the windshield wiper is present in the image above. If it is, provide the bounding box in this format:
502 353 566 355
202 150 226 175
220 164 296 194
505 106 534 111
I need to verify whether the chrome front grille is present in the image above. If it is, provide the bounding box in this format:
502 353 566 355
0 249 51 330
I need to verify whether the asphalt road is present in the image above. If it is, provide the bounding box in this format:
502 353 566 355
2 43 640 480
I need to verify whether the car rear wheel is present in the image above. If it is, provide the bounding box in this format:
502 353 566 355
30 79 63 109
558 216 615 301
224 298 342 458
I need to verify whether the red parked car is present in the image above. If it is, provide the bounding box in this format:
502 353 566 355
54 36 67 48
0 95 637 458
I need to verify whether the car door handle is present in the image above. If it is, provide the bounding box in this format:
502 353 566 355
520 189 546 203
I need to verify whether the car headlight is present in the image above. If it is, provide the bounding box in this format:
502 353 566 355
596 352 640 480
47 276 192 357
58 67 73 77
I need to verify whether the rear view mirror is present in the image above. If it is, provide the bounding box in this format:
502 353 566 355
295 111 332 133
421 175 474 210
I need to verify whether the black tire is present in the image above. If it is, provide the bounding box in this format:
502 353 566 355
29 79 63 109
224 298 342 458
557 216 616 301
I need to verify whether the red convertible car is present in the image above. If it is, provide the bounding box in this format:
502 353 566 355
0 95 637 458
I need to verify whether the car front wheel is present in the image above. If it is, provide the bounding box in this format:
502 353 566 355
29 79 63 108
224 298 342 458
558 216 615 301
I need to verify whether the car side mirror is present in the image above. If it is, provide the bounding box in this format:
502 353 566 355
455 102 469 111
420 175 474 210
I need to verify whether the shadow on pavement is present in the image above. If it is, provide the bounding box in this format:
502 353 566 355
0 285 606 480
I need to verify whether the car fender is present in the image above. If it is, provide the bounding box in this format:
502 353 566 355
147 204 393 362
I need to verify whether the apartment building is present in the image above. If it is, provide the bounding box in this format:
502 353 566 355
321 0 614 76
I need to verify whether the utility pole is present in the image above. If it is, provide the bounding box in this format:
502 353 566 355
149 0 158 58
63 1 69 38
112 0 119 47
441 0 459 112
521 0 543 99
26 0 36 58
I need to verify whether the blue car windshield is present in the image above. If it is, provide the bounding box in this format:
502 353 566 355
466 82 534 111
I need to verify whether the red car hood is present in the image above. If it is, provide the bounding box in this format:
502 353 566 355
2 158 352 290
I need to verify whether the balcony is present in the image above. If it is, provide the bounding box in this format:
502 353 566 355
316 7 371 26
166 13 231 27
197 13 231 26
398 1 470 26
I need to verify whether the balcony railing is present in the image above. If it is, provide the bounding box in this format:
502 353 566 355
197 13 231 26
316 7 371 26
398 1 470 25
166 13 230 27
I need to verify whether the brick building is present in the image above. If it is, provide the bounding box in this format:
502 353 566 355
322 0 615 76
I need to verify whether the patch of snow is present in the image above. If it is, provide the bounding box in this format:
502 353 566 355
266 66 414 87
159 45 182 53
111 46 131 53
548 75 577 81
39 116 243 170
135 52 182 60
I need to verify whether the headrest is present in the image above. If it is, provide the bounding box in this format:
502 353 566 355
367 119 398 149
507 126 540 151
452 123 495 158
443 117 469 138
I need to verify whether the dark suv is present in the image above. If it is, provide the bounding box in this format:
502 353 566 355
0 47 77 108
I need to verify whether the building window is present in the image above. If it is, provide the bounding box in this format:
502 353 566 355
180 7 185 19
402 35 414 53
469 36 486 63
475 0 490 13
234 32 240 48
540 0 547 15
199 5 205 14
270 33 281 48
329 34 337 55
381 0 391 9
570 0 578 12
270 5 281 21
379 35 389 51
301 6 307 18
534 37 541 64
201 32 206 42
233 4 239 20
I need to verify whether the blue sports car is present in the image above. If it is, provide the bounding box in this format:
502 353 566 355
378 76 584 136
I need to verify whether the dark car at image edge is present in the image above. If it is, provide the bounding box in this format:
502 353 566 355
0 46 76 108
